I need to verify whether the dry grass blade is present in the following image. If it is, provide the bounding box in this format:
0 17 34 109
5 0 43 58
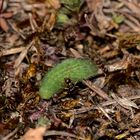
14 40 34 68
44 130 85 140
70 48 83 58
124 19 140 32
111 93 139 110
97 104 113 122
119 0 140 17
70 95 140 115
0 47 25 57
2 128 19 140
82 80 110 100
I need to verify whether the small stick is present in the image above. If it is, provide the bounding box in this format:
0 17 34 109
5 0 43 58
14 40 34 68
0 47 25 57
2 127 19 140
82 80 110 100
70 95 140 115
44 130 85 140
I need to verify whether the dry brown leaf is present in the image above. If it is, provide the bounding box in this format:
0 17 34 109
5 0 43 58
46 12 56 31
6 34 19 46
21 127 46 140
0 17 9 32
120 0 140 17
132 112 140 124
0 12 13 18
86 0 102 12
46 0 61 9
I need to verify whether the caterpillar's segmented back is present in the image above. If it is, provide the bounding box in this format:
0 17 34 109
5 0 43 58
39 58 98 99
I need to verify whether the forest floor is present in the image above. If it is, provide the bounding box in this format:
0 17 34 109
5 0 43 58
0 0 140 140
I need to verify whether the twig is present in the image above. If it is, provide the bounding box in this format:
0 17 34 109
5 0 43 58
70 94 140 115
14 40 34 68
82 80 110 100
0 0 4 13
2 127 19 140
0 47 25 57
44 130 85 140
97 104 113 122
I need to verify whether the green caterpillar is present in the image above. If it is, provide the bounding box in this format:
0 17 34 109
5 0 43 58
39 58 98 99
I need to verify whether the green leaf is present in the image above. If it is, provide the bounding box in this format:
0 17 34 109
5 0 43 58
37 117 51 127
113 14 124 24
60 0 84 11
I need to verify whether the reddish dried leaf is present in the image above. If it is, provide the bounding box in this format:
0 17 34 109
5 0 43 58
0 123 6 134
0 12 13 18
0 0 2 11
0 17 9 32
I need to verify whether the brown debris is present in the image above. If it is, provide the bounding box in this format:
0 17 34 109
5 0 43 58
0 0 13 32
21 127 46 140
0 0 140 140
